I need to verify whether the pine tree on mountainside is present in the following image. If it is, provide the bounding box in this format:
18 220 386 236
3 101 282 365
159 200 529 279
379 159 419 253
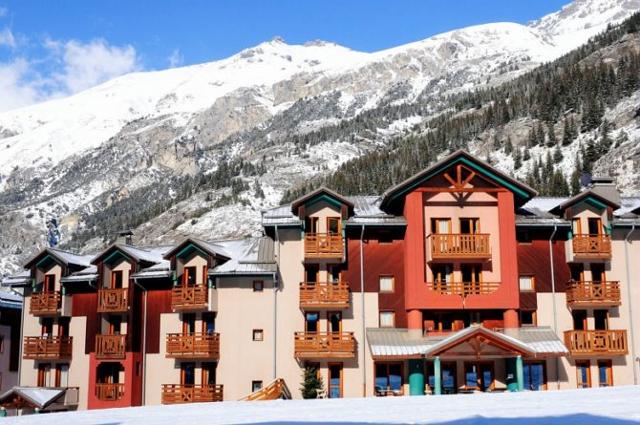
547 123 557 147
513 147 522 170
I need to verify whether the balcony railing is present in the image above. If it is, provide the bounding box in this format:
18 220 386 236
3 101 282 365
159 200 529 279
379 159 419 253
29 291 61 316
95 334 126 359
304 233 344 259
299 282 349 309
572 234 612 258
166 333 220 359
95 383 125 401
171 285 208 311
566 281 621 307
429 234 491 260
426 281 500 297
564 330 628 357
97 288 129 313
294 332 356 359
161 384 223 404
23 336 72 360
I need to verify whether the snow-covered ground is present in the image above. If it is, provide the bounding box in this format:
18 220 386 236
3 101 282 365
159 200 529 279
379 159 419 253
5 386 640 424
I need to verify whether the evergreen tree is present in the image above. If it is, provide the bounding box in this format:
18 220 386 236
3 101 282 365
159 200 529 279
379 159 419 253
553 145 563 163
513 147 522 170
504 137 513 154
300 366 324 399
547 123 557 147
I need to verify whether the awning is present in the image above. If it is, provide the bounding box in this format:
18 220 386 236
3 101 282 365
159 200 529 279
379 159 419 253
367 326 568 360
0 386 78 411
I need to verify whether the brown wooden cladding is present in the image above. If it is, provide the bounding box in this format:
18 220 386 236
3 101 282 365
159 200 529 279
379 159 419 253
161 384 223 404
517 232 570 310
345 237 406 327
71 291 99 355
30 291 61 315
564 330 628 357
293 332 356 359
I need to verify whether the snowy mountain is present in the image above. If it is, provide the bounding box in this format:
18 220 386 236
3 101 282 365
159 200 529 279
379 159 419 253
0 0 638 275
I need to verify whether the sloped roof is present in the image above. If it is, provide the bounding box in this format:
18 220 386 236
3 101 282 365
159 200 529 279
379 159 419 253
1 270 31 288
0 290 22 309
290 186 354 213
23 248 93 270
367 326 567 359
90 244 169 265
162 237 231 261
550 189 621 214
210 237 277 276
380 150 538 210
60 266 98 284
0 387 67 409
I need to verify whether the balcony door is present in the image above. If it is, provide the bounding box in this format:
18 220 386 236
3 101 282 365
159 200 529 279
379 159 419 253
202 362 217 386
328 265 341 284
327 217 341 235
461 265 482 284
431 218 451 234
328 312 342 333
97 362 121 384
183 313 196 335
183 266 197 287
58 317 70 338
305 312 319 333
432 264 453 292
591 264 605 283
305 265 319 284
181 362 195 386
572 310 587 330
41 318 54 338
37 364 51 387
594 310 609 330
576 360 591 388
110 270 123 289
570 264 584 282
202 313 216 334
305 217 319 233
43 274 56 293
587 218 603 236
459 218 480 234
107 315 122 335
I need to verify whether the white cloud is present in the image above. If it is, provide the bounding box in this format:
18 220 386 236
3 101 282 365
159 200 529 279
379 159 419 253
168 48 183 68
0 27 15 47
53 39 141 93
0 58 42 111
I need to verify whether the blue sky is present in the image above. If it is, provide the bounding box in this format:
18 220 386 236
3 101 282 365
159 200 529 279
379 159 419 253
0 0 570 111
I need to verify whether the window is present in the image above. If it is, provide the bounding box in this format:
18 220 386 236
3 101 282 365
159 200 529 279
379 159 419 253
523 362 547 391
375 363 403 394
202 313 216 334
594 310 609 330
37 364 51 387
459 218 480 234
182 313 196 335
44 274 56 293
587 217 602 235
305 217 319 233
55 364 69 387
520 310 536 326
183 267 197 286
253 329 264 341
379 276 394 293
305 312 319 332
431 218 451 234
432 264 453 283
572 310 587 331
111 270 123 289
576 361 591 388
328 363 343 398
202 363 217 385
379 311 395 328
327 217 341 235
41 318 54 337
464 362 494 391
518 276 535 292
253 280 264 292
328 312 342 332
252 380 263 393
597 360 613 387
181 362 195 386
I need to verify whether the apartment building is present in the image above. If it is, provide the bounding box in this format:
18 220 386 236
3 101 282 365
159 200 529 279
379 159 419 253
2 149 638 411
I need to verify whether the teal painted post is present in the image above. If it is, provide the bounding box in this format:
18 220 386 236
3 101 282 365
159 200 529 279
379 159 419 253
408 359 425 395
433 357 442 395
506 358 518 392
516 355 524 392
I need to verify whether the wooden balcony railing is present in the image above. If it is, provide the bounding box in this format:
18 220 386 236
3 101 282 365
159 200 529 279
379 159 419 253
166 333 220 359
426 281 500 297
95 334 126 359
161 384 223 404
294 332 356 359
304 233 344 259
23 336 72 360
171 285 208 311
566 281 621 307
564 330 628 357
97 288 129 313
95 383 125 401
429 234 491 260
572 234 612 258
299 282 350 309
29 291 61 316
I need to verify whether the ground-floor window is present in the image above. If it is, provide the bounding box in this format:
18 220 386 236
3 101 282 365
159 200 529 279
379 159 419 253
374 362 403 395
328 363 343 398
428 362 457 394
597 360 613 387
463 362 494 391
523 362 546 391
576 360 591 388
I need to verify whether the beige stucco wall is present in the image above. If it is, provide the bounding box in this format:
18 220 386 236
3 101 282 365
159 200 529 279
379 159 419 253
144 312 182 406
178 254 208 285
305 203 342 234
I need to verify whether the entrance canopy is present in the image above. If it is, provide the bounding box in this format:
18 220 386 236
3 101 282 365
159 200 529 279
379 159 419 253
367 325 568 360
0 386 78 411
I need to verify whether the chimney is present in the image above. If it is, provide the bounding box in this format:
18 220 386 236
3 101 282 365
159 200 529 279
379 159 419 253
116 229 134 245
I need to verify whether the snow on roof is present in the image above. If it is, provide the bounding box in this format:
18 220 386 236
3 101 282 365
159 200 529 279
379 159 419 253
0 386 66 409
60 266 97 284
0 290 22 309
91 244 171 265
210 237 277 276
1 270 31 287
131 261 171 279
23 247 93 269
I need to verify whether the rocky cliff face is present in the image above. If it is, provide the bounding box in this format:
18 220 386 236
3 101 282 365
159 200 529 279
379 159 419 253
0 0 638 275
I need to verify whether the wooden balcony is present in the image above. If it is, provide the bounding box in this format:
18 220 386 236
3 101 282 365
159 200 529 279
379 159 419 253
95 334 126 359
429 234 491 260
95 383 125 401
161 384 223 404
566 281 621 308
294 332 356 359
171 285 208 311
426 281 500 297
572 234 612 259
97 288 129 313
166 333 220 359
304 233 344 259
29 291 61 316
564 330 628 357
299 281 349 309
23 336 72 360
